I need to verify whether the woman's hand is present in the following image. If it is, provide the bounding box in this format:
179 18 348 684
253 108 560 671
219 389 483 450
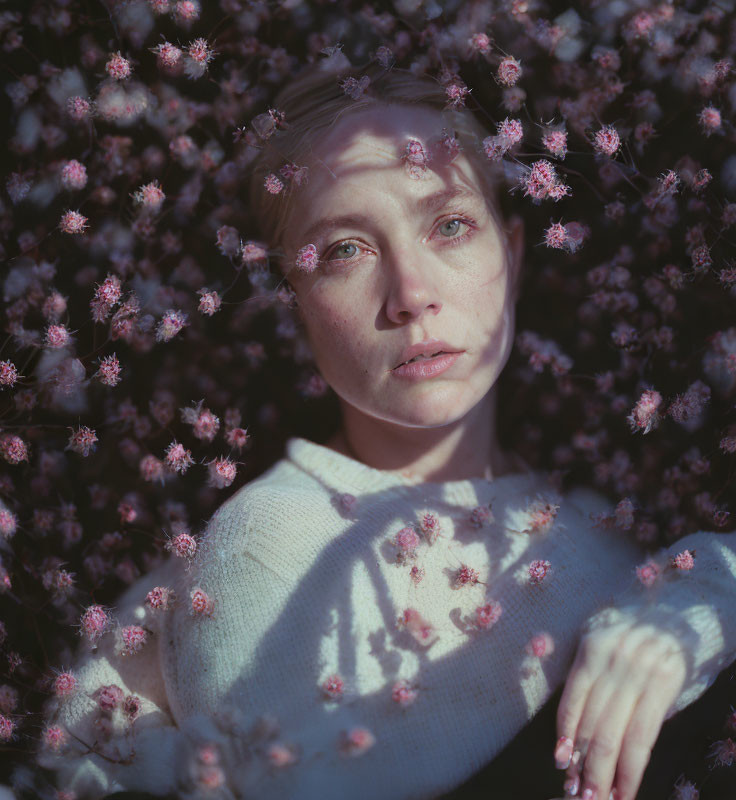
554 618 689 800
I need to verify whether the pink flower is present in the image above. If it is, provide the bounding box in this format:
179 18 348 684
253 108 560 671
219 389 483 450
391 679 418 707
94 354 122 386
153 41 182 69
296 243 319 274
197 289 221 316
66 426 98 457
672 549 695 571
525 632 555 657
80 605 111 644
42 725 68 752
497 56 522 86
475 600 503 630
542 129 568 159
59 210 89 234
266 742 299 767
96 683 124 711
60 160 88 191
707 737 736 767
190 587 214 616
698 106 722 136
321 674 344 700
53 671 77 698
145 586 176 611
454 564 481 588
636 559 661 587
155 309 188 342
409 565 425 585
206 456 238 488
528 559 551 585
185 37 215 78
164 440 194 474
132 180 166 213
627 389 663 434
418 511 442 542
593 125 621 157
105 51 132 80
264 173 284 194
166 532 197 558
393 525 420 560
338 726 375 757
397 608 438 646
0 361 20 388
119 625 148 656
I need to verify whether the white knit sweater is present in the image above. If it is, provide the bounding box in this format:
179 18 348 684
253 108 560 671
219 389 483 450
38 436 736 799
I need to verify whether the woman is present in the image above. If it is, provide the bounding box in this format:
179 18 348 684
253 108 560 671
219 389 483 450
38 63 736 800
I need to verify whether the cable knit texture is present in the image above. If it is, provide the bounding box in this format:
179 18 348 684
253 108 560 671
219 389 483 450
38 437 736 799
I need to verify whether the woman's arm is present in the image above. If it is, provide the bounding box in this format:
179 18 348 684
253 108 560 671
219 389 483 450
37 558 182 799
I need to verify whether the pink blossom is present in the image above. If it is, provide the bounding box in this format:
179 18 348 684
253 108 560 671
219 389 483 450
66 95 91 120
475 600 503 630
0 361 20 389
173 0 201 26
321 674 344 700
627 389 663 434
672 549 696 571
393 525 420 560
409 565 425 585
197 288 221 316
525 632 555 657
454 564 481 588
338 726 376 757
105 51 132 80
636 559 661 587
119 625 148 655
266 742 299 767
296 243 319 273
707 737 736 767
528 559 551 584
153 41 182 69
469 503 494 528
263 173 284 194
94 354 122 387
155 309 188 342
397 608 438 646
96 683 124 711
185 37 216 78
0 714 14 742
66 426 98 457
132 180 165 213
53 671 77 700
190 587 214 616
698 106 722 136
391 679 418 707
59 210 89 234
206 456 238 488
593 125 621 157
418 511 441 543
80 604 111 644
164 440 194 474
166 532 197 558
42 725 68 752
60 160 88 191
496 56 522 86
145 586 175 611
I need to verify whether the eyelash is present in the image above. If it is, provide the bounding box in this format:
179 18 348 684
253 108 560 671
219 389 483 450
321 213 478 266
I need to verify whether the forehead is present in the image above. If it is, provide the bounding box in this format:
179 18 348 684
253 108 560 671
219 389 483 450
284 104 487 244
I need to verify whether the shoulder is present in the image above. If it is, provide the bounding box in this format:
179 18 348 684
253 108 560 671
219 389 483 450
196 456 342 566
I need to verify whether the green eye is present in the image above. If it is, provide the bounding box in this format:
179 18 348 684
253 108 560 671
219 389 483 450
333 243 358 259
439 219 462 236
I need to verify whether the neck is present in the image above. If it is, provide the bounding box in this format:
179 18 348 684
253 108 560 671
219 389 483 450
326 390 517 483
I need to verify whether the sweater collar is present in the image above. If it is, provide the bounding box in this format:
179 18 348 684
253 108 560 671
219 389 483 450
285 436 545 500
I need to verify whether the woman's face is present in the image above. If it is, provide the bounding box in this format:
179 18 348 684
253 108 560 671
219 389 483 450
282 104 524 434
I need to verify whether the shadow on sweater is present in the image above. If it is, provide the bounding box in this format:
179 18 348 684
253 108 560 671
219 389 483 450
174 468 736 799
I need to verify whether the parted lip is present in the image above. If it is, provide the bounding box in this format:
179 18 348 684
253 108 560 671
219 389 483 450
392 338 464 370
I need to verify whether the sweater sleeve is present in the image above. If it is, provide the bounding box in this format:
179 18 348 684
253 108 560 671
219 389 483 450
37 558 182 799
569 487 736 719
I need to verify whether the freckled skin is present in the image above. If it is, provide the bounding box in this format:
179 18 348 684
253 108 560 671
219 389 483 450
281 104 525 482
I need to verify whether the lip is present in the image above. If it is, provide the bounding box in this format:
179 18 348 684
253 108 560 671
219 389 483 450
392 338 463 370
391 351 462 380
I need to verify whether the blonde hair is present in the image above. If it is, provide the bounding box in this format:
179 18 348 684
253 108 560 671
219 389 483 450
244 60 508 277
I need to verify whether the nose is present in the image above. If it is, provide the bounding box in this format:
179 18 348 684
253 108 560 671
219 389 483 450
384 246 443 323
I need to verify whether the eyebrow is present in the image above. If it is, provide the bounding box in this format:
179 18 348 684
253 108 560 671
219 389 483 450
299 185 480 245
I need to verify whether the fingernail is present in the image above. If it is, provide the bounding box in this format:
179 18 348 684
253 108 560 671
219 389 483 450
571 748 583 767
581 789 597 800
564 774 580 796
554 735 574 769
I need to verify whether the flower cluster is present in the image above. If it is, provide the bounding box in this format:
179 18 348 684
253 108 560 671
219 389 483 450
1 3 734 795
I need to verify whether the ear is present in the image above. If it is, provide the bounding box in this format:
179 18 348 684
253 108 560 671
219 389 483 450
504 214 525 304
